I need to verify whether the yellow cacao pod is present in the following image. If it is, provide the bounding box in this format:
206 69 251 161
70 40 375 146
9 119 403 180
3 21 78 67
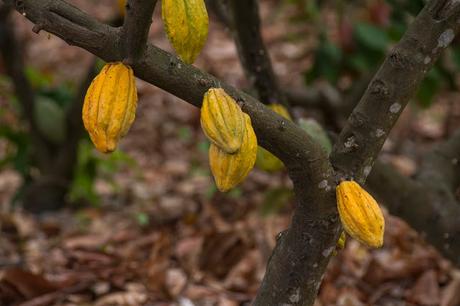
162 0 209 64
268 103 291 121
82 62 137 153
201 88 246 154
336 181 385 248
209 113 257 192
255 103 290 172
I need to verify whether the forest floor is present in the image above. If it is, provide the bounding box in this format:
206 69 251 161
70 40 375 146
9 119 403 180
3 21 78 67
1 1 460 306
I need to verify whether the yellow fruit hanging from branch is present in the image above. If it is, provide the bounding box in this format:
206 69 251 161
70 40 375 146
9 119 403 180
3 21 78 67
200 88 246 154
209 113 257 192
162 0 209 64
336 180 385 248
255 103 291 172
82 62 138 153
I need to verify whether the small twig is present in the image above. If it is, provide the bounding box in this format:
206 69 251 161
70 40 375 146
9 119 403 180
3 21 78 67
229 0 286 105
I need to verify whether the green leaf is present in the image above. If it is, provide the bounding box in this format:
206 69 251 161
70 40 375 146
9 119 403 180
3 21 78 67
416 68 442 108
298 118 332 154
34 96 67 144
136 212 150 227
354 22 389 51
306 38 342 84
260 187 293 217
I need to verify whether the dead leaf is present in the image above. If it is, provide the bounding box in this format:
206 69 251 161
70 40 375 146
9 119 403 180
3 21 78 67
408 270 440 306
1 268 59 299
440 271 460 306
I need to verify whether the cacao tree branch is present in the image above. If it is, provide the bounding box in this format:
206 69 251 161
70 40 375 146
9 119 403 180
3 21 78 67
229 0 286 105
0 0 328 169
121 0 157 63
331 0 460 184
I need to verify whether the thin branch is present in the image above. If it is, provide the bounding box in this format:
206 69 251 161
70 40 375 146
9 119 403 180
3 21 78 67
0 4 53 169
121 0 157 64
229 0 286 105
331 0 460 184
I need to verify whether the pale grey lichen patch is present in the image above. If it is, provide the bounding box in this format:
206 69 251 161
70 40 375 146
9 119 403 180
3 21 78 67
318 179 332 192
375 129 385 138
424 56 431 65
389 103 401 113
344 136 357 148
438 29 455 48
318 180 327 189
289 288 301 303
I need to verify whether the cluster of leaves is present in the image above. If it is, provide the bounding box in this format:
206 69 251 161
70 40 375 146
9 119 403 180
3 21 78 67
289 0 459 108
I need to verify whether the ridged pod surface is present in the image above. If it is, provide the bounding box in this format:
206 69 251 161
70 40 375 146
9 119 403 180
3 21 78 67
255 103 290 171
162 0 209 64
336 181 385 248
82 62 138 153
201 88 246 154
209 114 257 192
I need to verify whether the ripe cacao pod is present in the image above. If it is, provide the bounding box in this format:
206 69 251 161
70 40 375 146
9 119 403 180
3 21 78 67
255 103 290 172
269 103 291 120
82 62 138 153
209 113 257 192
162 0 209 64
336 181 385 248
201 88 246 154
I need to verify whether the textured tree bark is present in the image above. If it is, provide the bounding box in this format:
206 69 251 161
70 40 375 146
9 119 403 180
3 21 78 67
3 0 460 305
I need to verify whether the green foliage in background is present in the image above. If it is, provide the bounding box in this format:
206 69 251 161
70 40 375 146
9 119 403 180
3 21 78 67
0 67 136 206
288 0 459 108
